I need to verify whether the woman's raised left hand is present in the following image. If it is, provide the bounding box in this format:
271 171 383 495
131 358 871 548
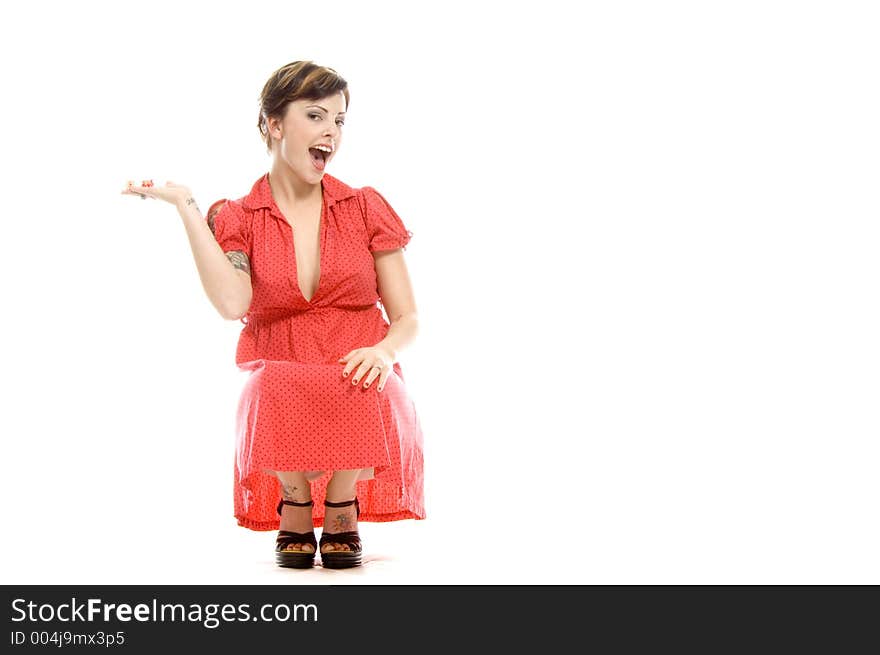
339 346 395 392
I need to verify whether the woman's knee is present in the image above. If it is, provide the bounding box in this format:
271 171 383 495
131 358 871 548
329 468 362 480
326 469 362 494
274 470 312 500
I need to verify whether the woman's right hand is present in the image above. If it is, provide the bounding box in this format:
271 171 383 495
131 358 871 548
121 180 193 208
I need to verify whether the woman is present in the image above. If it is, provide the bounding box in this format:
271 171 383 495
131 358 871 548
121 61 425 569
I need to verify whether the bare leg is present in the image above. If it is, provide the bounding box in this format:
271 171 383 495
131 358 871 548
321 468 362 553
274 470 315 553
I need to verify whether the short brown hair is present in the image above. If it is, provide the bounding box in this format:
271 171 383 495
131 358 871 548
257 61 350 155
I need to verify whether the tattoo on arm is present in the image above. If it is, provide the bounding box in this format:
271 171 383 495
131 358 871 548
206 201 222 237
185 196 199 212
226 250 251 275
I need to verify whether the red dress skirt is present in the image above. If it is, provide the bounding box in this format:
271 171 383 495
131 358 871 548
207 172 425 530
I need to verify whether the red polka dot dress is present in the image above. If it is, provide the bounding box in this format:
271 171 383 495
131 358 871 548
207 172 425 530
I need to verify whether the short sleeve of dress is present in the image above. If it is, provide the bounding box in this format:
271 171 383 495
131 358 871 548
360 186 413 252
206 198 250 255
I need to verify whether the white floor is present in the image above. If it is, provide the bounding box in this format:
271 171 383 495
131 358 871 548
3 505 569 586
8 493 880 586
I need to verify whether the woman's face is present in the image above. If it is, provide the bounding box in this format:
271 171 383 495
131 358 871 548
271 91 346 181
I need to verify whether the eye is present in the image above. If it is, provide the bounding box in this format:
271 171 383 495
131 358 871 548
309 113 344 126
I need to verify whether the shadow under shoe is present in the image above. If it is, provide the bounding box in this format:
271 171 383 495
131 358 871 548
275 499 317 569
319 497 362 569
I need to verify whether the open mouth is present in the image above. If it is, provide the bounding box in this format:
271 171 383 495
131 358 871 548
309 147 329 170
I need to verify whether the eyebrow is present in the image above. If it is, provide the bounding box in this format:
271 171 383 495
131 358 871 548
307 105 346 115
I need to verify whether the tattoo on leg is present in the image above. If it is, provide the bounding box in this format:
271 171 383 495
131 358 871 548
331 512 352 532
226 250 251 275
281 483 300 501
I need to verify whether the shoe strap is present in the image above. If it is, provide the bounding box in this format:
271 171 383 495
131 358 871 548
324 497 360 517
319 530 362 553
276 530 318 550
276 498 314 516
324 498 356 507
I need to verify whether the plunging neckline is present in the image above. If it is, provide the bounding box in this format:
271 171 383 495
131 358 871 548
267 177 326 305
288 201 325 304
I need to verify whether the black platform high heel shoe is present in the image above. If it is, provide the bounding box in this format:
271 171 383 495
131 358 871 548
319 498 362 569
275 499 317 569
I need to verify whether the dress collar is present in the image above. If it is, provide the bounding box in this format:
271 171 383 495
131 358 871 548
241 171 358 213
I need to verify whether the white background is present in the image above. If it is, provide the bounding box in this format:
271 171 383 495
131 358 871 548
1 0 878 585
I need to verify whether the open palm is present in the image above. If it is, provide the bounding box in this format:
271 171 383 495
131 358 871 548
121 180 192 206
